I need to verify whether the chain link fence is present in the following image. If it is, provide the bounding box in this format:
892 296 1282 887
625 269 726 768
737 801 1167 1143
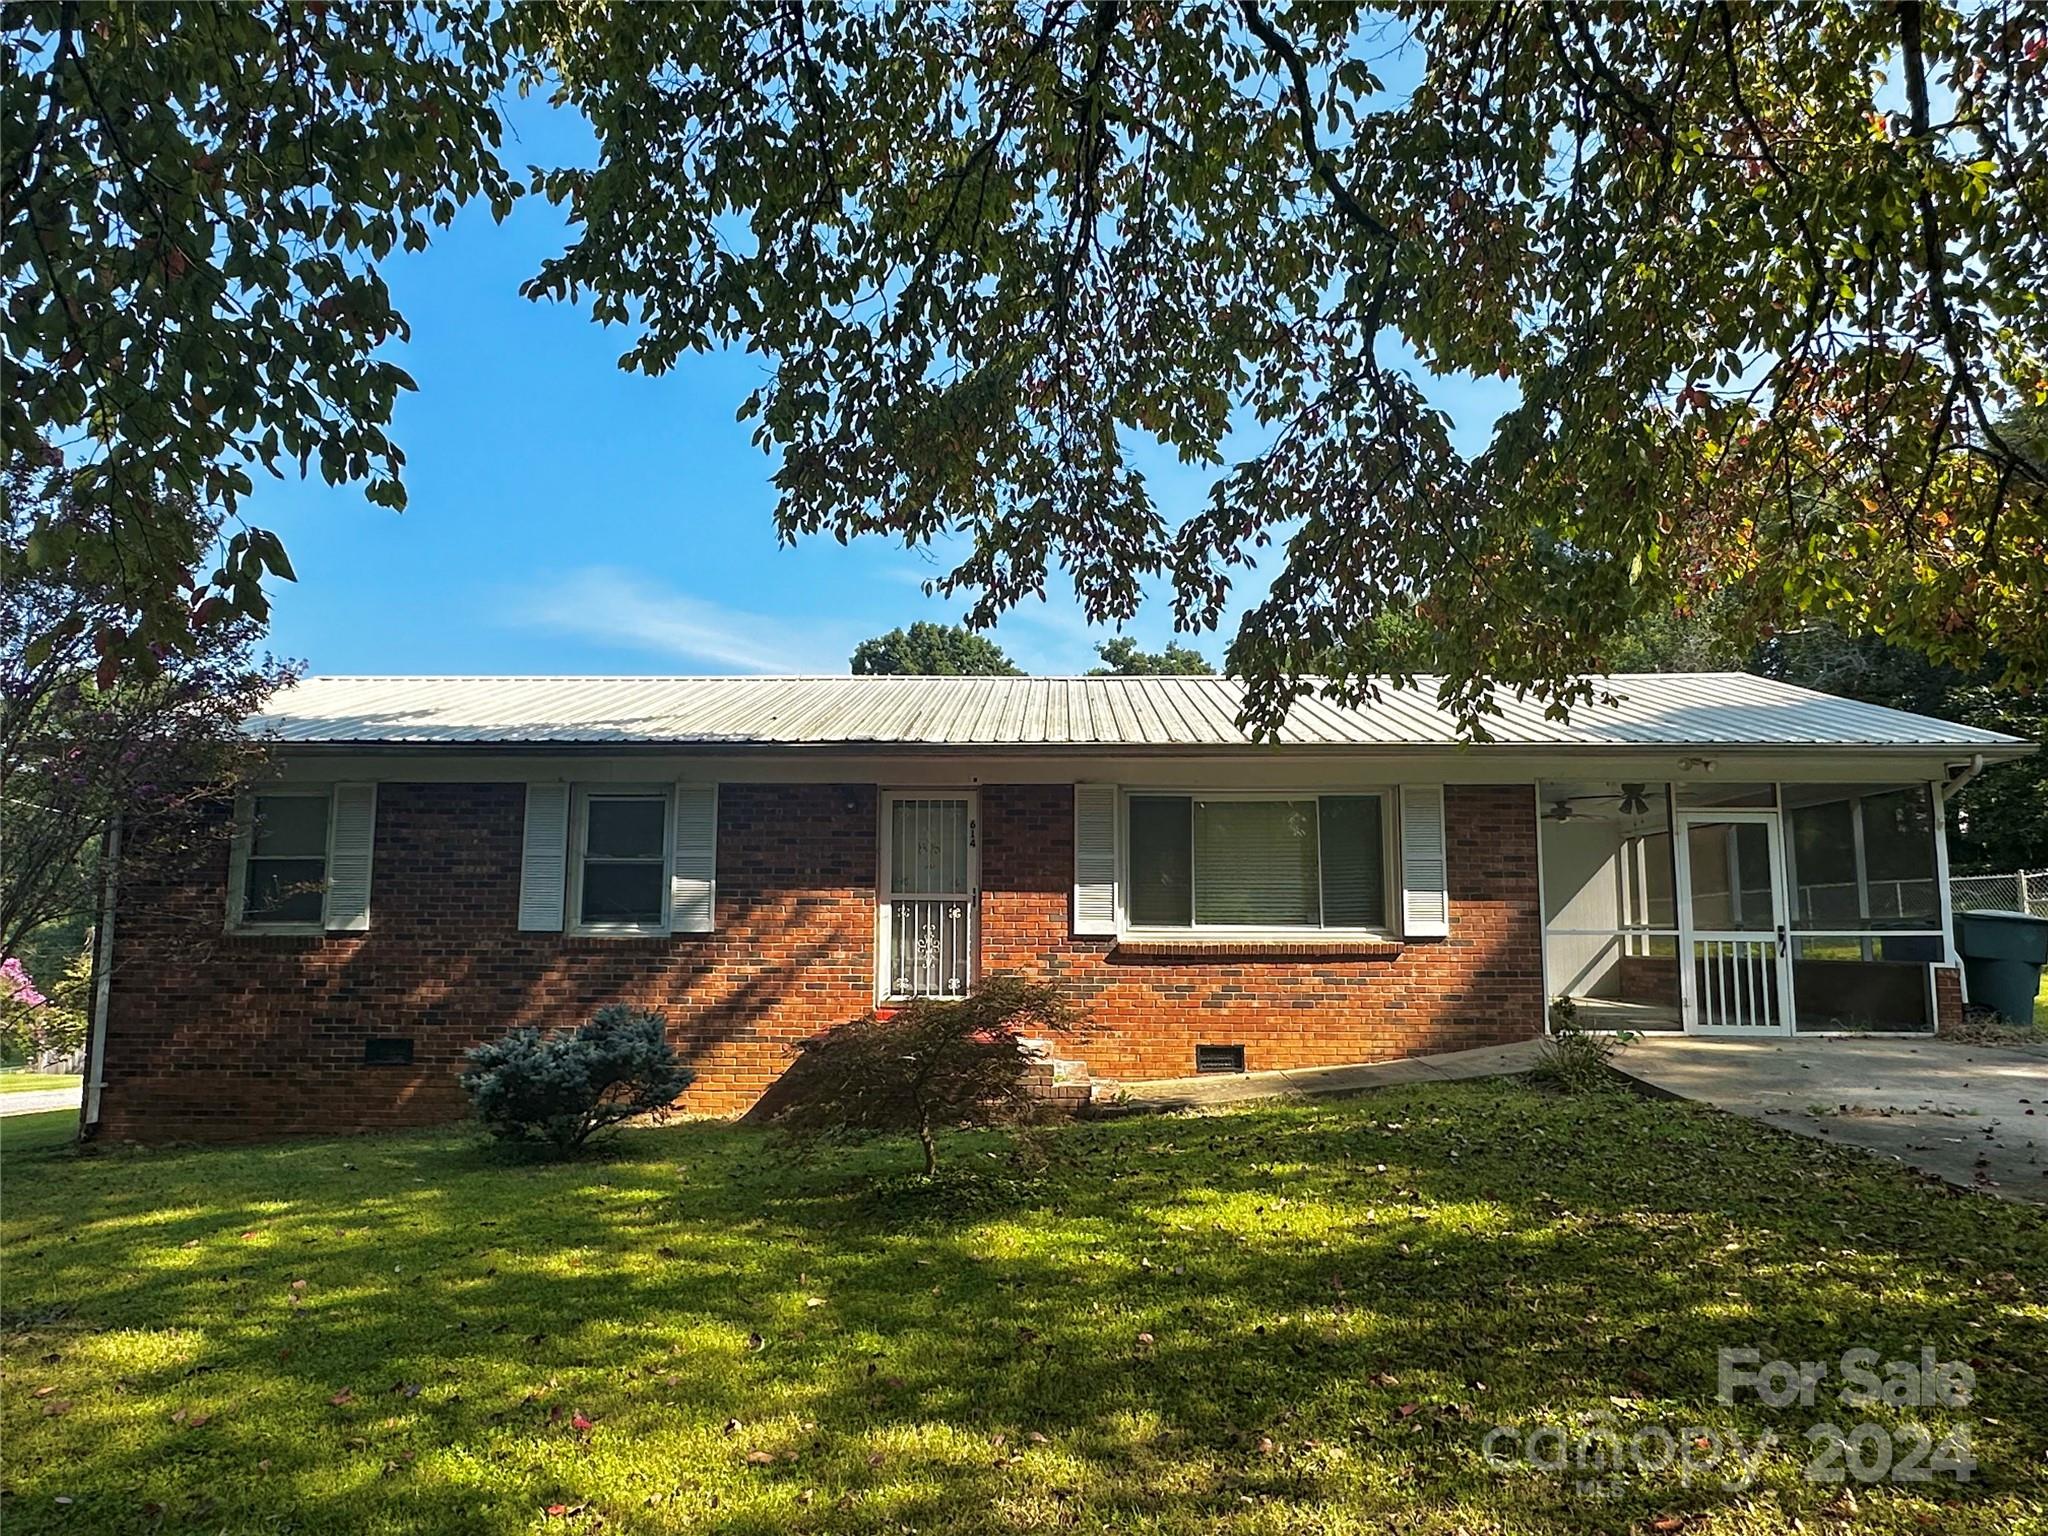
1950 869 2048 916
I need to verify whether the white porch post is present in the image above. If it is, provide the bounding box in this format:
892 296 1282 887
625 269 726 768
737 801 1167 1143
1932 778 1966 1006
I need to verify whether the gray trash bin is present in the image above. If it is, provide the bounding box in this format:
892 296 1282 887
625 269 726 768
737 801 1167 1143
1955 909 2048 1026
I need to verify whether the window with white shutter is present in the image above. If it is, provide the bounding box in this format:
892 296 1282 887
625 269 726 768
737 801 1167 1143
1120 790 1393 934
227 788 333 933
669 782 717 934
518 783 571 932
1399 784 1450 938
323 783 377 932
1073 783 1119 935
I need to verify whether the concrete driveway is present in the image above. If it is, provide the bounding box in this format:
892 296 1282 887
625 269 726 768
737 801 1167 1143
1614 1036 2047 1203
0 1087 80 1118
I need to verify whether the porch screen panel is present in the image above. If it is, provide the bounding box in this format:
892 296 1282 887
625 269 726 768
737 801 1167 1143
1193 799 1320 926
1538 781 1681 1029
1781 783 1942 1033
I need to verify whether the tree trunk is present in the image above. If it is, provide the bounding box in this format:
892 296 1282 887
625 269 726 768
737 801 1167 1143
918 1109 937 1178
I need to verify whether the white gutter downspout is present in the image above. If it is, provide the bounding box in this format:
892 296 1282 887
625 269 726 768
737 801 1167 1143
1943 753 1988 799
1933 755 1986 1010
82 814 121 1132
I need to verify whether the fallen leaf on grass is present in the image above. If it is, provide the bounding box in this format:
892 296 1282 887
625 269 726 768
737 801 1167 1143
328 1389 355 1407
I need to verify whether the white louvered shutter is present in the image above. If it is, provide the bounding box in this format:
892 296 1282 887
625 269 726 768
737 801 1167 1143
518 783 571 931
1073 783 1119 936
323 783 378 932
1399 783 1450 938
670 782 717 934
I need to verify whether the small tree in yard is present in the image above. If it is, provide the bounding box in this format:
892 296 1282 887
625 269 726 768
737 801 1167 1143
460 1006 695 1156
747 976 1076 1177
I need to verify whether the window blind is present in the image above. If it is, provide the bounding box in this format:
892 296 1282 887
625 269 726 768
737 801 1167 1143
1318 795 1385 928
1193 799 1320 926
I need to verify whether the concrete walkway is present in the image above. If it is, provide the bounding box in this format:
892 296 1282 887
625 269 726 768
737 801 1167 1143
1098 1038 1544 1111
0 1087 80 1118
1613 1036 2047 1203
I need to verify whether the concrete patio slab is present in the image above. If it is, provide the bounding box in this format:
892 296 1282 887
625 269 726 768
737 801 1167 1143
1097 1038 1544 1111
1613 1036 2047 1203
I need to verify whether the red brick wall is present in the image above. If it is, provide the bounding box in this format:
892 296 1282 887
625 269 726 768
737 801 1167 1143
1934 964 1964 1033
98 783 880 1139
980 784 1543 1079
97 779 1544 1142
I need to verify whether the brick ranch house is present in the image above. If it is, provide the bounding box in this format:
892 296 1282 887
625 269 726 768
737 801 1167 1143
82 673 2032 1141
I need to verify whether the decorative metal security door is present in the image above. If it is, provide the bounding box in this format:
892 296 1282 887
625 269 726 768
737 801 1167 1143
1674 809 1795 1035
878 793 978 1001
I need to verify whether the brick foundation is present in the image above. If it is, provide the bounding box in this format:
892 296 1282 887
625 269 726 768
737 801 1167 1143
96 780 1545 1142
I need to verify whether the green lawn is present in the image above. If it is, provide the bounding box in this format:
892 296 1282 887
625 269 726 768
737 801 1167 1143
0 1071 80 1095
2 1083 2044 1535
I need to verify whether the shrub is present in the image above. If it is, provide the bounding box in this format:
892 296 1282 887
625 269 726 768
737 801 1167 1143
745 975 1076 1176
1532 995 1634 1093
459 1006 695 1155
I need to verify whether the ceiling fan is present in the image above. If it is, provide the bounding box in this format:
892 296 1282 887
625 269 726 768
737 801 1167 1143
1543 783 1653 822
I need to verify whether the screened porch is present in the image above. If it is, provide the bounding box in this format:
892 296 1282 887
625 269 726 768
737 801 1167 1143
1537 778 1950 1035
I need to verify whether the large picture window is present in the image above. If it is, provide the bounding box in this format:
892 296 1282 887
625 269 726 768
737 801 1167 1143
1125 793 1386 932
572 789 670 932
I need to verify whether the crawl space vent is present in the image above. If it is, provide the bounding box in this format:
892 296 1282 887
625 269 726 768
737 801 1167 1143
363 1037 414 1067
1195 1044 1246 1075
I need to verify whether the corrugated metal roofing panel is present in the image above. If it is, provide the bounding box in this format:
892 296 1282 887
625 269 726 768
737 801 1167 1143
242 673 2034 752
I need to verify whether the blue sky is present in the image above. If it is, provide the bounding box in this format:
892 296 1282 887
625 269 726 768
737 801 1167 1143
245 87 1510 680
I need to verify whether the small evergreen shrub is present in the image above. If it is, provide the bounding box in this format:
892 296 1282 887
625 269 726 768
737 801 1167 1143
745 975 1076 1177
1532 995 1634 1093
460 1006 694 1155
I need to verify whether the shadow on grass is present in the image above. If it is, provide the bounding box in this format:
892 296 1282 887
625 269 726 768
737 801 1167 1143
3 1082 2044 1535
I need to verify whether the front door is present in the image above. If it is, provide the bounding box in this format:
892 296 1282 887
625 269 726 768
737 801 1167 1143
1675 809 1795 1035
878 792 979 1002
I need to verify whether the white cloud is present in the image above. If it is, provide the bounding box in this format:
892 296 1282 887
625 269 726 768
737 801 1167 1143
508 566 841 673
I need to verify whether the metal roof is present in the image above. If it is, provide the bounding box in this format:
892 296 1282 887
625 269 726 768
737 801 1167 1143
244 673 2033 754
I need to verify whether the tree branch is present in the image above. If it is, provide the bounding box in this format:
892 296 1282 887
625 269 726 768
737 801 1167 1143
1237 1 1394 247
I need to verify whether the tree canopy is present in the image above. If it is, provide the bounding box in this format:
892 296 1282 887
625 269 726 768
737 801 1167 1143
850 622 1022 676
1757 624 2048 873
527 1 2047 734
9 4 2045 735
3 1 514 659
1089 636 1215 675
0 454 289 975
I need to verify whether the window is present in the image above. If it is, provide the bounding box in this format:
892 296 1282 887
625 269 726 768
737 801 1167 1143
573 789 670 932
1125 792 1387 932
239 791 331 927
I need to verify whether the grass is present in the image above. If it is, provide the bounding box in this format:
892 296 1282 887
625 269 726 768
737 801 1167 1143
2 1084 2044 1536
0 1071 80 1095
